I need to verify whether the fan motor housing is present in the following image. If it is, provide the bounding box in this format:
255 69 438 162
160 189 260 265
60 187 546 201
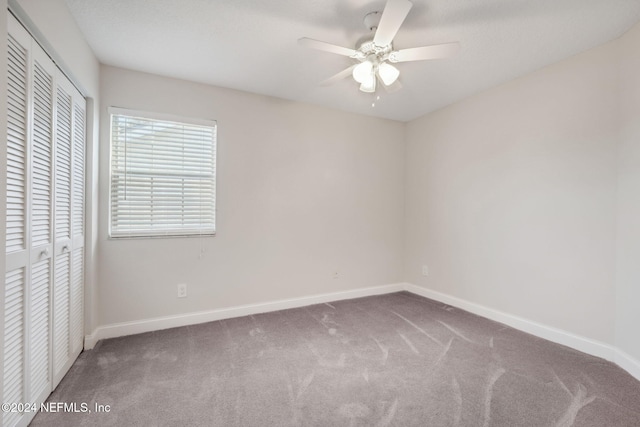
356 39 392 58
358 11 392 57
363 11 382 31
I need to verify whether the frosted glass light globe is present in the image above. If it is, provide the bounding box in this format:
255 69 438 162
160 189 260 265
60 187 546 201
378 62 400 86
352 61 373 83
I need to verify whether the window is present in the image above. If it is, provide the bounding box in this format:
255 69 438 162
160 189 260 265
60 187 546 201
109 108 216 238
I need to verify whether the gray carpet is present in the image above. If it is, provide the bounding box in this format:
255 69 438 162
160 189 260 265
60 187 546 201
31 292 640 426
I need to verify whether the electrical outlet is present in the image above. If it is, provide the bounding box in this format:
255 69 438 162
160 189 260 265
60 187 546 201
177 283 187 298
422 265 429 276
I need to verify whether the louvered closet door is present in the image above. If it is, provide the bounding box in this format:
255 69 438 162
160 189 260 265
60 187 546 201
4 15 56 427
5 19 30 427
29 43 56 405
52 76 72 385
52 74 85 387
70 90 85 357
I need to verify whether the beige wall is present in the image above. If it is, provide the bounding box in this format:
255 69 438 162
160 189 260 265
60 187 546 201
98 65 405 326
616 23 640 360
404 38 620 344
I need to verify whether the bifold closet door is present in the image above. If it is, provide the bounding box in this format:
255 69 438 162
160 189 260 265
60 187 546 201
4 13 86 427
4 19 31 427
70 88 85 360
28 29 56 405
4 16 55 427
52 74 84 387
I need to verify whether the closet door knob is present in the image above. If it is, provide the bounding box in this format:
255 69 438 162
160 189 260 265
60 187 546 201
40 248 49 257
62 245 69 253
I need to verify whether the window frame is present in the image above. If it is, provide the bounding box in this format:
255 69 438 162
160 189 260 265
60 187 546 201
107 107 217 239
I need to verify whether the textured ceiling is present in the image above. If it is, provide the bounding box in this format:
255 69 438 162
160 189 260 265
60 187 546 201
64 0 640 122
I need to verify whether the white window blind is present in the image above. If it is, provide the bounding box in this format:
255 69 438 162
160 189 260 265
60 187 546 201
109 108 217 238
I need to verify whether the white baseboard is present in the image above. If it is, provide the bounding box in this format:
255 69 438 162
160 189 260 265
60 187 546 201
405 283 640 381
83 281 640 382
404 283 617 361
84 282 405 349
615 348 640 381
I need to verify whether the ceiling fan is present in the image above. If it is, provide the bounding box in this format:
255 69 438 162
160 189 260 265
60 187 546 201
299 0 459 93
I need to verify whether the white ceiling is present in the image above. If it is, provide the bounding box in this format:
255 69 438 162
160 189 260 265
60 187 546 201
64 0 640 122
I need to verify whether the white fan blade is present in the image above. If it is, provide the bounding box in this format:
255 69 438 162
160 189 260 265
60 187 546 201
389 42 460 63
298 37 358 57
373 0 413 47
320 65 357 86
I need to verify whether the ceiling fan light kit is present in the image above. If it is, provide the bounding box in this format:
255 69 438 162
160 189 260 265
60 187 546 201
299 0 460 95
360 77 377 93
378 62 400 86
352 59 374 83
